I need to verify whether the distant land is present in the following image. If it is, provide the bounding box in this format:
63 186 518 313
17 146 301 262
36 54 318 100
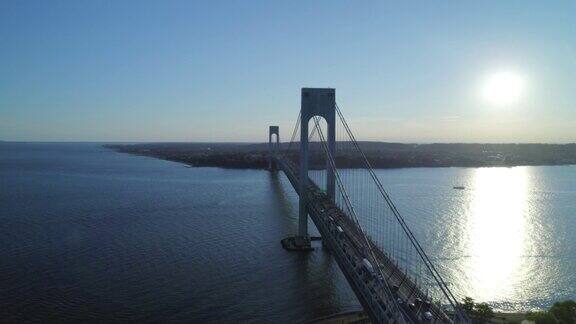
105 142 576 170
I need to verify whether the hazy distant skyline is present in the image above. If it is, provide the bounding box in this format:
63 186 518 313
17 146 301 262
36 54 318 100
1 1 575 143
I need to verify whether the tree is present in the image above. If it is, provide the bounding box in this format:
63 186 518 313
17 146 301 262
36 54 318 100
461 297 495 322
463 297 475 313
525 300 576 324
474 302 495 321
549 300 576 324
527 311 559 324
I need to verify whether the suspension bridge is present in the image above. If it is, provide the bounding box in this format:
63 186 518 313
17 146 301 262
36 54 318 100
268 88 470 324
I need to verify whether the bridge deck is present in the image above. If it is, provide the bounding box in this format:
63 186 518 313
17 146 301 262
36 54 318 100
276 157 451 324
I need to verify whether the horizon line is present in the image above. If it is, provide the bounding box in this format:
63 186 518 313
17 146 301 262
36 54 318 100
2 140 576 146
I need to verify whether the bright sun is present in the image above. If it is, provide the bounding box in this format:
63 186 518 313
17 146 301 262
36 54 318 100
481 70 525 106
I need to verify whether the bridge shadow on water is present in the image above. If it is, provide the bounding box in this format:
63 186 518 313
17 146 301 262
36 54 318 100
267 170 362 321
268 170 298 234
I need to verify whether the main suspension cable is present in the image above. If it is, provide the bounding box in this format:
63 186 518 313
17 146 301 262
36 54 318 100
311 116 404 322
334 104 468 322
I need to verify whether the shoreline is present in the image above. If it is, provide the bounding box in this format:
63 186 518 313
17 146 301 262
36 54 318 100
306 311 529 324
105 144 576 171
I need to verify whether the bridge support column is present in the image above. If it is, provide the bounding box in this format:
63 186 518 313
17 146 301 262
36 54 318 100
296 88 336 248
326 110 336 202
268 126 279 170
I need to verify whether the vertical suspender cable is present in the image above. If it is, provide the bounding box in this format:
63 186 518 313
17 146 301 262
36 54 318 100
335 104 468 323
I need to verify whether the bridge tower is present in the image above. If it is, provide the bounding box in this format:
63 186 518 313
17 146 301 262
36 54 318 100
296 88 336 247
268 126 280 170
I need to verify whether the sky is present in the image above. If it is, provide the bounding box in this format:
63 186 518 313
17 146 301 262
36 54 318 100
1 1 575 143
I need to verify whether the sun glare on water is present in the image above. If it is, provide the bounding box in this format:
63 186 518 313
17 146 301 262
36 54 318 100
465 167 529 302
481 70 526 107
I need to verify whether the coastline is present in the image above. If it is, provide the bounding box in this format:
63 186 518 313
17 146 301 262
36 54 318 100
105 142 576 171
306 311 529 324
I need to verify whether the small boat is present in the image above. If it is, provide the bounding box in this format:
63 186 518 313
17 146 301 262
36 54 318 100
453 186 465 190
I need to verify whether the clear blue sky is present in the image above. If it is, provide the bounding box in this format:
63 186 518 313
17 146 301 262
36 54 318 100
1 1 575 142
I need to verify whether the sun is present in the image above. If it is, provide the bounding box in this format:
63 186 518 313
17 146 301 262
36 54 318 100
481 70 525 106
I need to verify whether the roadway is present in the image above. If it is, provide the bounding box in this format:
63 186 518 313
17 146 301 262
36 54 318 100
276 157 452 324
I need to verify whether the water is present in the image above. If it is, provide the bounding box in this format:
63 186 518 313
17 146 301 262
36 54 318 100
368 166 576 311
0 143 574 322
